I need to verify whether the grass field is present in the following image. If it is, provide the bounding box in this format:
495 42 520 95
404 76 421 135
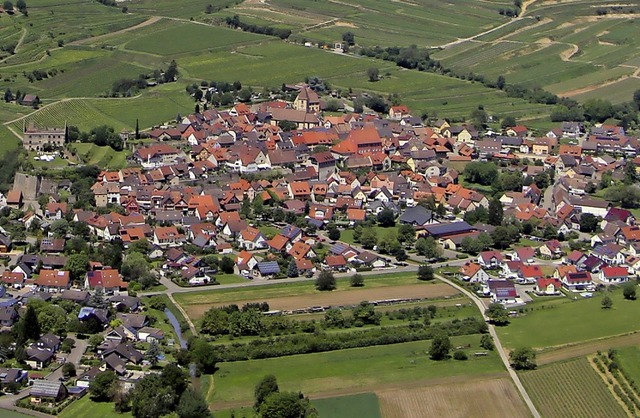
617 346 640 384
174 273 460 320
0 410 33 418
312 393 382 418
209 336 505 406
59 396 131 418
498 289 640 350
378 376 529 418
70 143 130 169
520 357 626 418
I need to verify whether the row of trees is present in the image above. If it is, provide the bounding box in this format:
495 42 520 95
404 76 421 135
225 15 292 39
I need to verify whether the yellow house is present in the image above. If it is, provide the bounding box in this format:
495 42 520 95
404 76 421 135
457 129 473 144
433 119 450 134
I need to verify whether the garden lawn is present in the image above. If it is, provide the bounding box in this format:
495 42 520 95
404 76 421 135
59 396 131 418
340 225 399 245
498 289 640 350
209 337 505 405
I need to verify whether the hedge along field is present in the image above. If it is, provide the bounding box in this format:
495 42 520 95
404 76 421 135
209 337 505 406
124 21 265 56
520 358 626 418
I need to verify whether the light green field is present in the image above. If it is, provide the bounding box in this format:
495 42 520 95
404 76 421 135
313 393 382 418
617 346 640 384
59 396 131 418
520 357 625 418
124 21 264 55
0 410 33 418
209 337 505 405
498 289 640 350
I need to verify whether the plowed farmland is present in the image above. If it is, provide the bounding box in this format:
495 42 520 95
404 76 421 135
377 377 529 418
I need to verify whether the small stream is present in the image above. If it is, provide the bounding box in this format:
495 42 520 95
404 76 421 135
164 307 187 349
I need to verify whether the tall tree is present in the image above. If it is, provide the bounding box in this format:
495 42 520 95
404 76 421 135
429 333 451 360
90 371 118 402
135 118 140 139
287 259 299 278
22 305 41 342
488 198 504 226
144 341 160 367
177 388 211 418
315 270 336 291
255 374 279 409
257 391 317 418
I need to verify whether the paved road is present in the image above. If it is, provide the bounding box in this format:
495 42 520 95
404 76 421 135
436 273 541 418
48 336 88 382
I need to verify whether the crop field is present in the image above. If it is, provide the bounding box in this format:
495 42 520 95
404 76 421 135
124 21 264 56
214 0 513 48
378 377 529 418
520 358 626 418
498 289 640 350
209 337 505 406
176 278 460 320
313 393 382 418
8 88 194 133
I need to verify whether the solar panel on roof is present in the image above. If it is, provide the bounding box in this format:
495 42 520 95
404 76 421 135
258 262 280 275
330 243 348 254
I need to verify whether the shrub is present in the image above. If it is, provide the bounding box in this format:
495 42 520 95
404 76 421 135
453 350 468 360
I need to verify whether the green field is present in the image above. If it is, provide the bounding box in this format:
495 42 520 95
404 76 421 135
125 21 264 55
59 396 131 418
312 393 382 418
520 357 626 418
0 410 33 418
617 346 640 384
174 271 433 308
70 143 130 169
209 337 505 405
498 289 640 350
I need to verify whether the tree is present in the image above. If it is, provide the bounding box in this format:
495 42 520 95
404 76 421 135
480 334 495 351
488 198 504 226
352 301 381 325
453 350 468 360
62 362 76 378
602 295 613 309
327 225 340 241
200 308 229 335
509 347 537 370
634 89 640 110
121 252 151 283
315 270 336 291
501 115 516 129
65 253 89 284
623 283 637 300
257 391 317 418
323 308 345 328
415 236 442 259
377 208 396 227
342 31 355 46
90 371 118 401
220 255 235 274
350 273 364 287
624 162 638 185
16 305 40 344
2 1 12 10
579 213 598 233
135 118 140 139
496 75 506 90
164 60 178 83
417 265 434 281
397 224 416 245
50 219 69 238
287 259 299 278
177 388 211 418
359 227 378 249
470 106 488 128
3 88 12 102
255 374 279 409
278 120 297 132
485 302 509 325
189 338 217 374
89 334 104 351
367 67 379 82
429 333 451 360
129 374 174 418
145 341 161 367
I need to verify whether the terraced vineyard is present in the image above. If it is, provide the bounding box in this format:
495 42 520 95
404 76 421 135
520 358 626 418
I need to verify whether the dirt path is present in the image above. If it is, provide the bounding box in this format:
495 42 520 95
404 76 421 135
69 15 162 46
559 69 639 96
538 332 640 365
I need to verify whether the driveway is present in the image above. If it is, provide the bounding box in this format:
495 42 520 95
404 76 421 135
47 335 88 382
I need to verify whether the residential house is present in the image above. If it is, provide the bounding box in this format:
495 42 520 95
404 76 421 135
153 226 186 248
486 280 518 304
478 251 504 269
459 262 489 283
30 380 68 404
592 243 625 265
562 271 593 292
599 266 630 284
36 270 70 292
399 206 434 226
85 269 127 293
0 306 18 327
238 226 268 250
534 278 562 296
538 240 563 259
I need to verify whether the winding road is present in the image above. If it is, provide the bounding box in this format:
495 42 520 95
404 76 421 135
436 273 541 418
